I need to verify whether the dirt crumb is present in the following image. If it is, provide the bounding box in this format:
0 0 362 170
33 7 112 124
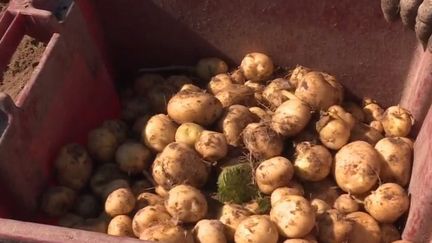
0 35 46 101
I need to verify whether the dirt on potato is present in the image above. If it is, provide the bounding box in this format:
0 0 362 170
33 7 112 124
0 35 46 101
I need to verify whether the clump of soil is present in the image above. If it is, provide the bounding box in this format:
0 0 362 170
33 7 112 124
0 35 46 101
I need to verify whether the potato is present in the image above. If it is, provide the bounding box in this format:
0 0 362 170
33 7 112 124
41 186 76 217
317 209 353 243
370 120 384 133
180 83 202 92
283 240 312 243
304 178 341 205
243 123 284 160
121 96 151 121
166 75 193 90
152 142 209 189
87 126 119 163
147 83 177 113
105 188 136 217
363 99 384 123
134 74 165 96
375 137 413 186
295 71 343 111
54 144 93 190
240 52 274 82
244 80 266 103
155 185 169 197
218 204 252 240
196 57 228 81
102 119 128 143
311 199 331 216
73 194 100 218
167 90 223 126
294 142 332 181
58 213 84 228
381 106 413 137
139 222 194 243
90 163 127 196
101 179 130 200
333 194 360 214
364 183 409 223
143 114 178 152
193 219 227 243
73 217 108 233
131 179 152 196
136 192 165 210
263 78 294 108
132 115 151 136
132 205 171 237
271 99 311 137
334 141 382 194
115 142 151 174
316 116 351 150
107 215 134 237
214 84 255 108
255 156 294 194
165 184 208 223
270 195 315 238
380 224 401 243
289 65 311 88
195 131 228 161
208 73 233 94
218 105 257 147
343 101 365 122
350 122 384 145
328 105 356 129
249 106 271 121
235 215 279 243
230 69 246 84
346 212 381 243
271 183 305 206
175 122 204 147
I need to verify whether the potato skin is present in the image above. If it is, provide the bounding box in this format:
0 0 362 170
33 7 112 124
240 52 274 82
381 106 413 137
208 73 233 94
165 185 208 223
175 122 204 147
333 194 359 214
135 192 165 210
195 131 228 161
346 212 381 243
193 219 227 243
364 183 409 223
234 215 279 243
255 156 294 194
115 142 151 174
132 205 171 237
104 188 136 217
317 117 351 150
214 84 255 108
294 142 332 181
263 78 294 108
143 114 178 152
152 142 209 189
243 123 284 160
270 195 315 238
139 223 194 243
271 184 305 206
375 137 412 186
271 99 311 137
289 65 311 88
218 204 252 240
107 215 134 237
317 209 353 243
55 144 93 190
334 141 382 194
87 127 119 163
218 105 256 147
41 186 76 217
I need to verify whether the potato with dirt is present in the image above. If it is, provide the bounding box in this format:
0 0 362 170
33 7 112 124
363 99 384 123
270 183 305 206
235 215 279 243
249 106 272 121
230 69 246 84
240 52 274 82
132 204 171 237
317 209 353 243
293 142 332 181
350 122 384 145
115 142 151 174
316 115 351 150
255 156 294 194
207 73 233 94
107 215 134 237
54 143 93 190
73 194 100 218
87 126 120 163
104 187 136 217
100 179 130 200
195 130 228 161
41 186 76 217
346 212 381 243
244 80 266 103
102 119 128 143
90 163 127 197
375 137 413 186
193 219 227 243
334 141 382 194
364 183 409 223
167 90 223 126
136 192 164 210
139 222 194 243
311 199 331 216
242 123 284 160
214 84 255 108
270 195 316 238
175 122 204 147
289 65 311 88
165 184 208 223
304 178 341 205
328 105 356 129
218 105 257 147
262 78 294 108
381 106 414 137
218 204 252 240
196 57 228 81
271 98 311 137
333 194 360 214
143 114 178 152
152 142 209 189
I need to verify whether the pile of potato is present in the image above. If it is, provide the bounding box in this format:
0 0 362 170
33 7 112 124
41 52 415 243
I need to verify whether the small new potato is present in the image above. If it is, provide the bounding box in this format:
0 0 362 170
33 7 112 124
263 78 294 108
333 194 360 214
195 131 228 161
101 179 130 200
102 119 128 143
196 57 228 81
243 123 284 160
136 192 165 210
255 156 294 194
214 84 255 108
165 184 208 223
105 188 136 217
249 106 272 121
317 116 351 150
167 90 223 126
364 183 409 223
363 99 384 122
143 114 178 152
180 83 202 92
270 195 315 238
311 199 331 216
132 205 171 237
175 122 204 147
271 99 311 137
115 142 151 174
328 105 356 129
107 215 134 237
152 142 209 189
41 186 76 217
244 80 265 103
230 69 246 84
294 142 332 181
271 183 305 206
73 194 100 218
375 137 413 186
139 223 194 243
193 219 227 243
55 143 93 190
346 212 381 243
317 209 353 243
289 65 311 88
155 185 169 197
370 120 384 133
240 52 274 82
381 106 413 137
208 73 233 94
381 224 401 243
334 141 382 194
234 215 279 243
218 105 257 147
87 126 119 163
218 204 252 240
